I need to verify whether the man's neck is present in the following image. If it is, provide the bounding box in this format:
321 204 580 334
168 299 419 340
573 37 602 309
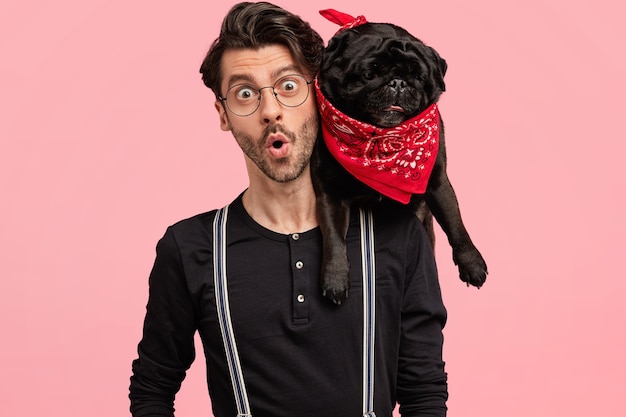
242 174 318 234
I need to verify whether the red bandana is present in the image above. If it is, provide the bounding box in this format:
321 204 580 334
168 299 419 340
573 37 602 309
316 8 440 204
319 9 368 33
315 80 440 204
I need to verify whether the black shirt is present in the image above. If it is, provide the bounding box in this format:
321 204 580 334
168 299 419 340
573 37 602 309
129 194 448 417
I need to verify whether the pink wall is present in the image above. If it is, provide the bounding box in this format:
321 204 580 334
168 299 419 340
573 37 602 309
1 1 624 416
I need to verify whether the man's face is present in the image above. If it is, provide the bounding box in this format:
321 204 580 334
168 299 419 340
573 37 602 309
215 45 319 183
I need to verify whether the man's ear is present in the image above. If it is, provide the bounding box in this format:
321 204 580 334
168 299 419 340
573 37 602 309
215 100 230 131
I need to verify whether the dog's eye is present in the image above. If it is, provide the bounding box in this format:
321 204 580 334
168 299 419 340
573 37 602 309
363 70 377 80
406 64 424 82
363 63 381 81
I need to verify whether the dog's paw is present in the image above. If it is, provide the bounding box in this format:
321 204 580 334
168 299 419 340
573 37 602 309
322 282 349 305
454 248 488 289
321 263 351 305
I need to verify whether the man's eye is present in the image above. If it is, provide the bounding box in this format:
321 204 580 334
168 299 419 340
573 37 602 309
283 80 297 91
278 79 300 95
235 87 256 100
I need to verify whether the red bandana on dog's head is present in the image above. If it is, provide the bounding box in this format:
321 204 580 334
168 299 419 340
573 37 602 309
316 9 440 204
319 8 368 33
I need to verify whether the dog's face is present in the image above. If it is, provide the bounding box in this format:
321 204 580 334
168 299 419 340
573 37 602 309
319 22 447 128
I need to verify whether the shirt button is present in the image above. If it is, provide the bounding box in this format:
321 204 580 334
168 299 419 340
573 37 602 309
295 261 304 269
292 233 300 241
297 294 305 303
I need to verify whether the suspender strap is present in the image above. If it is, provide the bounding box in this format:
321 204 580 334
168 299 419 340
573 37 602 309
359 207 377 417
213 205 376 417
213 205 252 417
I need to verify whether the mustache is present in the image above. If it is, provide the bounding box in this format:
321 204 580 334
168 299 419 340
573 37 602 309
262 124 293 142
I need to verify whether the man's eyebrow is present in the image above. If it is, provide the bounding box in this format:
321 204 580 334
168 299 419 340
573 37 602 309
271 65 302 79
225 74 255 87
225 65 304 88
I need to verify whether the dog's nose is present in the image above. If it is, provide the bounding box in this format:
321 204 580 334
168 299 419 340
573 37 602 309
388 79 407 91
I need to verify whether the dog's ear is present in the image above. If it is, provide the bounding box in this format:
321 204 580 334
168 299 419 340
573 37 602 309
428 46 447 92
319 31 357 101
321 31 353 73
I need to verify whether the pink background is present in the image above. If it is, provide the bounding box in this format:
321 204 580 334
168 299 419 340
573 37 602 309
1 1 624 416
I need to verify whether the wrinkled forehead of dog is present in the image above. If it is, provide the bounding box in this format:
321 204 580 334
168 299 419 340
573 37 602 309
327 22 418 53
320 22 446 77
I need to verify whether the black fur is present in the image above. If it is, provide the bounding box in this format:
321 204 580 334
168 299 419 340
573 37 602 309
312 22 488 304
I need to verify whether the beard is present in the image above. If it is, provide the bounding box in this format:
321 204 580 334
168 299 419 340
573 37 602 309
228 114 319 183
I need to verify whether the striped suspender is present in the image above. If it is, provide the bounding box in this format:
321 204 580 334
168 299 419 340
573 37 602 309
213 205 376 417
213 205 252 417
359 207 377 417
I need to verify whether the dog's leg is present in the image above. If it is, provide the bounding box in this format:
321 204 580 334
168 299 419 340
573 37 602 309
415 199 436 249
315 192 352 305
426 127 488 288
426 177 488 287
311 134 354 304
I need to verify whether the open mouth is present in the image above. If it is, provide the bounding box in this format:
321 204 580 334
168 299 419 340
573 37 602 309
266 134 290 158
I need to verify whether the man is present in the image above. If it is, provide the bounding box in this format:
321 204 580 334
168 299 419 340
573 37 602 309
129 2 448 416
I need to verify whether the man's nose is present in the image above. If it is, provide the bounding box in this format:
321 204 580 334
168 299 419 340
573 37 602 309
258 87 282 122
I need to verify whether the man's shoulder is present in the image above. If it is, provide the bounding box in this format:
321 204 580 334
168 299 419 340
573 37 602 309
161 194 244 247
166 195 243 238
168 209 217 232
155 210 218 254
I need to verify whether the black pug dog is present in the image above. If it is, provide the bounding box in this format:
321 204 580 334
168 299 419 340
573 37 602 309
311 10 488 305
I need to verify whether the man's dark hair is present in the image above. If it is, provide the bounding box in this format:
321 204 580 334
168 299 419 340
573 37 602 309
199 2 324 98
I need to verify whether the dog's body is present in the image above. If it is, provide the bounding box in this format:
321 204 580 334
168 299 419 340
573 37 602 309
312 17 488 304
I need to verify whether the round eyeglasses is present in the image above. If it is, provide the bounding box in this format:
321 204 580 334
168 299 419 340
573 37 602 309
218 74 313 117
